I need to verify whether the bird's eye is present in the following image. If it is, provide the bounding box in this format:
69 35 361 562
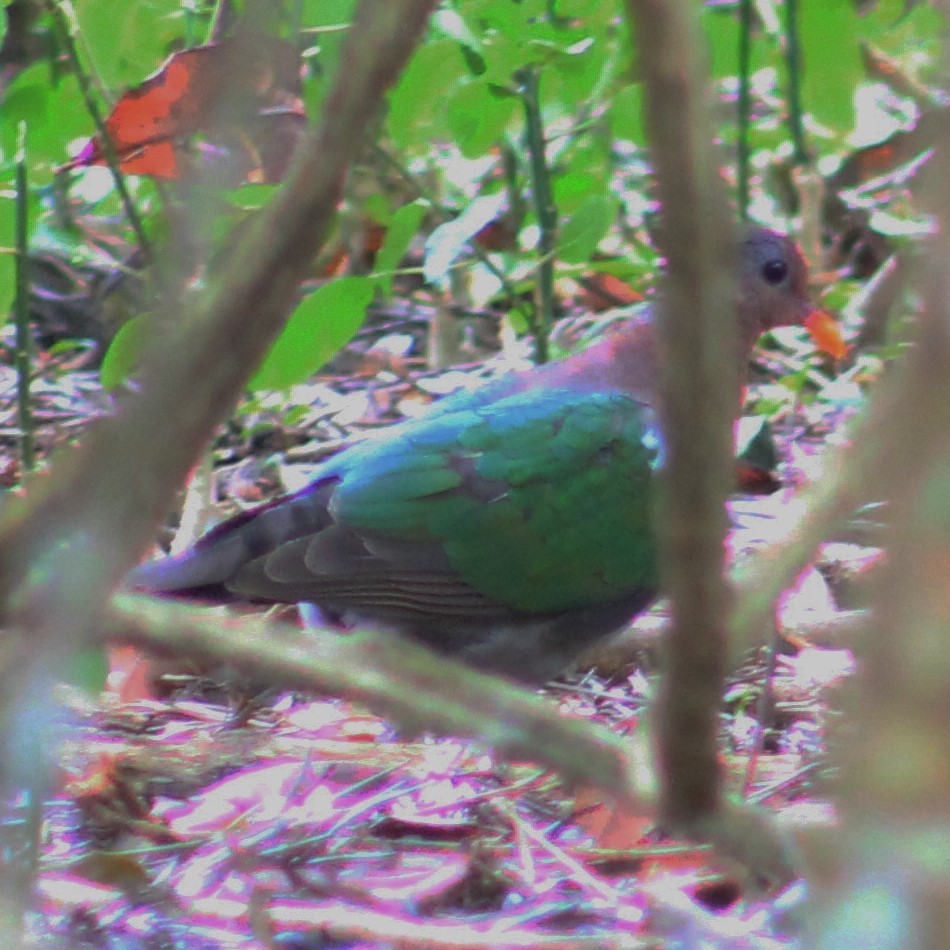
762 259 788 285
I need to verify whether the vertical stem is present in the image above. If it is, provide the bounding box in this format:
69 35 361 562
624 0 736 828
736 0 753 220
784 0 809 164
14 123 34 474
519 65 555 364
500 141 524 231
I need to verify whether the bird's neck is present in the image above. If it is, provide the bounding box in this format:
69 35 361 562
562 319 660 401
550 312 763 404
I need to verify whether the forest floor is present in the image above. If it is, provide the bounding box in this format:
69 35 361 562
4 298 870 949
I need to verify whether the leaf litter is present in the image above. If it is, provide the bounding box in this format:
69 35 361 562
0 290 876 948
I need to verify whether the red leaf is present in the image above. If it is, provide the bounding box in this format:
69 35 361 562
63 33 305 183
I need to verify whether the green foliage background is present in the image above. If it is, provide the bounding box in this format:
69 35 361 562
0 0 945 391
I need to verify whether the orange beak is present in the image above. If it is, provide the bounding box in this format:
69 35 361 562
804 309 848 360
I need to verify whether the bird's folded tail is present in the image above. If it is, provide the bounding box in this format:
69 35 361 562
127 477 339 597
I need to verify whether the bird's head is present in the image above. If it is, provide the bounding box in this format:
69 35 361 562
739 227 846 358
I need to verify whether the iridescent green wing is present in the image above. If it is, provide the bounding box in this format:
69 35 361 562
333 387 661 613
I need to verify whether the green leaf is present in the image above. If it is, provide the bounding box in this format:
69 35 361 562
704 8 737 77
0 65 89 182
445 80 518 158
99 314 151 391
702 7 767 79
300 1 354 115
228 184 279 211
608 84 645 146
553 171 600 216
544 29 610 108
74 0 184 89
0 191 14 317
250 276 374 391
559 194 615 265
558 0 597 16
800 1 862 133
388 39 467 151
373 199 428 298
478 30 525 85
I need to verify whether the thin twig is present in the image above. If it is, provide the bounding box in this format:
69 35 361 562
783 0 809 165
519 65 556 363
44 0 152 260
13 124 34 473
107 593 646 805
